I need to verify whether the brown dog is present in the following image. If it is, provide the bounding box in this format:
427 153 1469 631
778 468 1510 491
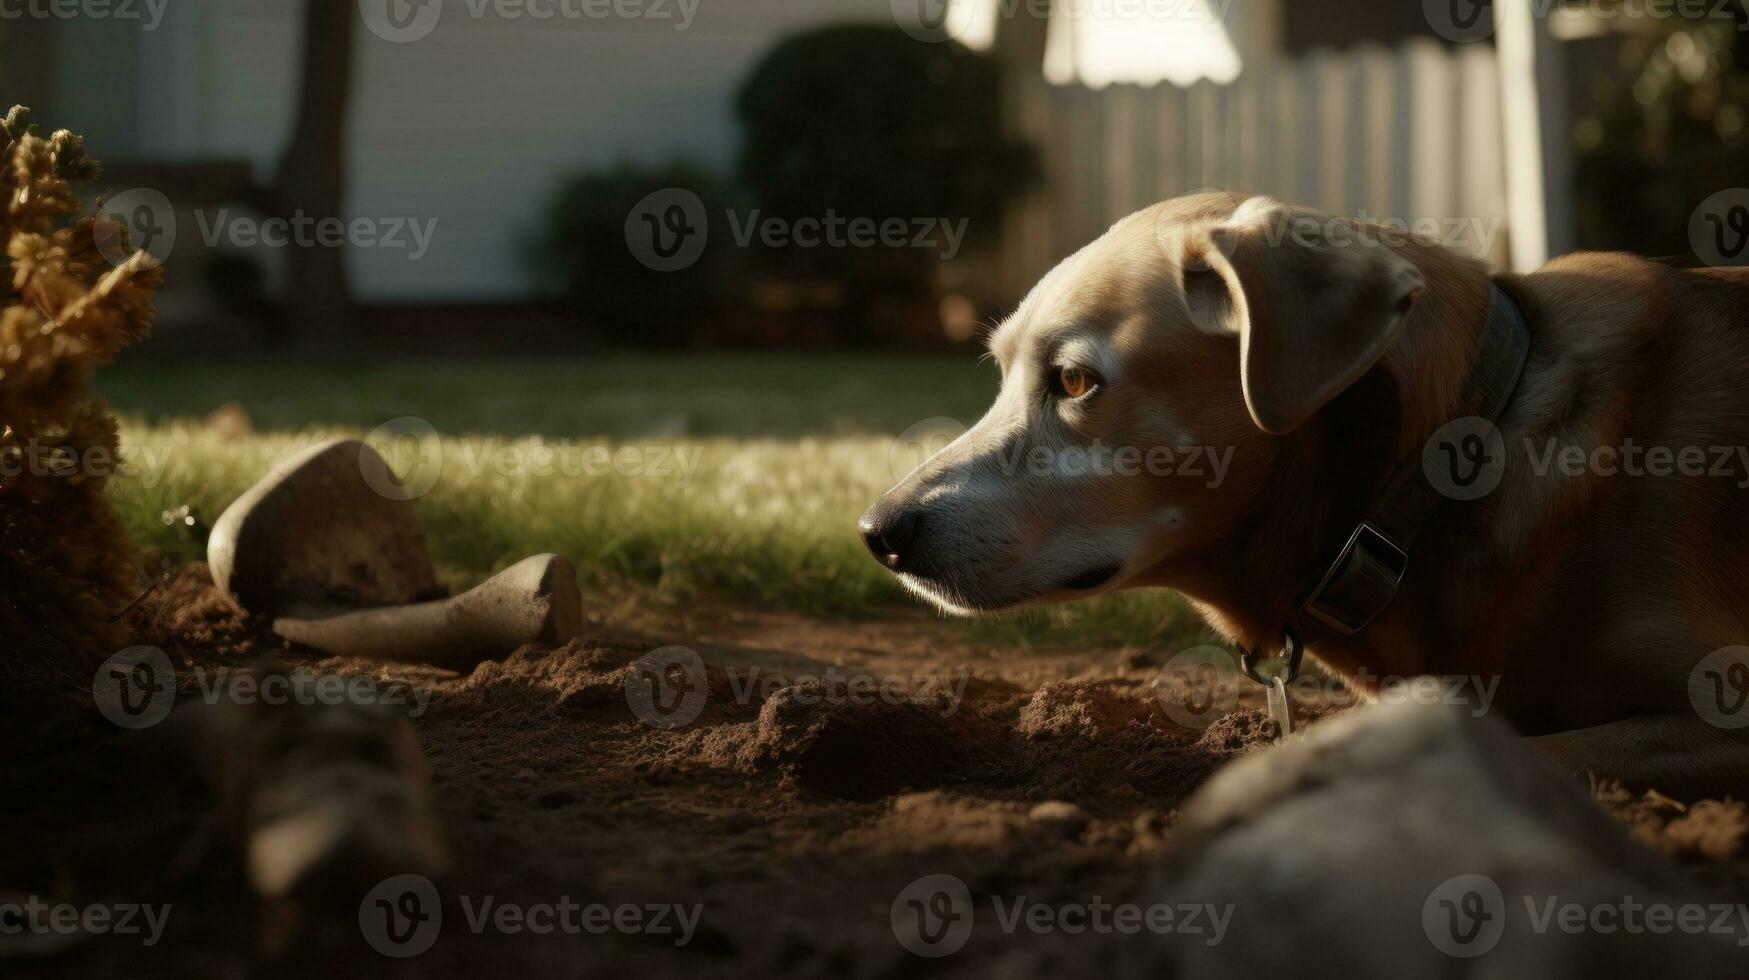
859 191 1749 798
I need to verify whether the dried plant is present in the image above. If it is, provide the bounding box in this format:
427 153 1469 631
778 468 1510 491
1 105 162 670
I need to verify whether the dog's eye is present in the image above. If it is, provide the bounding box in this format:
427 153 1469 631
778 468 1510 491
1056 366 1095 399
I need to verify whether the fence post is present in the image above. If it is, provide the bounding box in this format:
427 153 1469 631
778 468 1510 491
1494 0 1573 271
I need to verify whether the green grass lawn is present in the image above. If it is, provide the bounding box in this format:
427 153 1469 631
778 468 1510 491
101 354 1205 650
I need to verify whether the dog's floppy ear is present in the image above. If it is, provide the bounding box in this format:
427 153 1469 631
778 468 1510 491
1182 199 1425 435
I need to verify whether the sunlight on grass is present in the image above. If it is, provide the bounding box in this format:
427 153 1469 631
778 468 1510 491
110 420 1207 651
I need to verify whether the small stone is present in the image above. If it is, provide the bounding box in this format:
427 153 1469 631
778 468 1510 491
1028 800 1090 835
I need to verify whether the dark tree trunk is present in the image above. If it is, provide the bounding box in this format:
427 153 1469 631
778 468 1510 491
991 0 1050 73
274 0 357 348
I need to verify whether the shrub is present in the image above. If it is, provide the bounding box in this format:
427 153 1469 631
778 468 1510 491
531 162 734 348
1572 9 1749 258
735 24 1037 342
0 105 161 672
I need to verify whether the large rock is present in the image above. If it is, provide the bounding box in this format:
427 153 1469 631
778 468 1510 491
1143 700 1747 975
208 439 442 615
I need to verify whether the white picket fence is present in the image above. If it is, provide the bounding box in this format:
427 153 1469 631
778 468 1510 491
983 38 1510 303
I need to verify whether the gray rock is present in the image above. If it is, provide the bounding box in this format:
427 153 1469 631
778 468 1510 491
210 439 582 665
1028 800 1091 836
1142 701 1746 976
175 664 449 955
208 438 440 614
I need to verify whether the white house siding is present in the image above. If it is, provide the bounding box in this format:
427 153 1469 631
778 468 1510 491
46 0 902 301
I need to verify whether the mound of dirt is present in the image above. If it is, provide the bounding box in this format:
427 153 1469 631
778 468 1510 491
9 565 1745 977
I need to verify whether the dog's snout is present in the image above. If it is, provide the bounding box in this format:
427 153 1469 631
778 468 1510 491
858 505 921 570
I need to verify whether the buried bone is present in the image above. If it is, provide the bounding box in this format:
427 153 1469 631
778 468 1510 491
272 553 582 664
209 438 582 664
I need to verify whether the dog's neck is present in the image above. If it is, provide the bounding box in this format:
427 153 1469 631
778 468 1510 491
1163 257 1499 681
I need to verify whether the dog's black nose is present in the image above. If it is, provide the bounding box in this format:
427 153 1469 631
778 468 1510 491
859 506 921 569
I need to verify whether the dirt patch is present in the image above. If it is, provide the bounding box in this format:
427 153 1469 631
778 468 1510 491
6 565 1746 976
1596 783 1749 879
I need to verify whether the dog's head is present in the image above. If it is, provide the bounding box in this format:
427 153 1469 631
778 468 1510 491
859 193 1429 614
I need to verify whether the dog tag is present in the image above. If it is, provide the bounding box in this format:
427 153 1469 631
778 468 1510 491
1266 676 1293 738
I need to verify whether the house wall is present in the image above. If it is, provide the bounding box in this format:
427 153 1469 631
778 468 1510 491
22 0 903 301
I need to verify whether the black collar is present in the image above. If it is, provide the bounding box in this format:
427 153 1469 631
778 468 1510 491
1240 284 1532 687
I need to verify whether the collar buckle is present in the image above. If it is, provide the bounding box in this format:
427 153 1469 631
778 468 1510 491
1300 522 1409 636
